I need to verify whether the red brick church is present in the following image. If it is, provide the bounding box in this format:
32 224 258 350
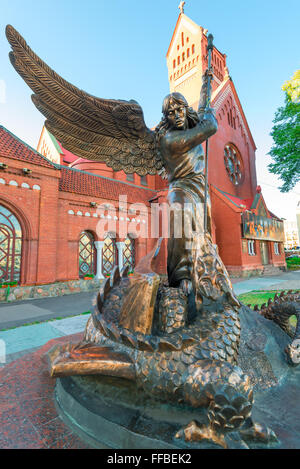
0 11 286 287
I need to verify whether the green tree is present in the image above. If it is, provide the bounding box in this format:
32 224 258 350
268 70 300 192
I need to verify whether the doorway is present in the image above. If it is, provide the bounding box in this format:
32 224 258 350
260 241 269 265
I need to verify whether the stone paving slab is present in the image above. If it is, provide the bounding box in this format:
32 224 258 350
232 271 300 295
0 333 93 449
0 346 40 368
0 304 52 326
263 280 300 291
50 314 90 335
0 314 90 361
0 322 65 356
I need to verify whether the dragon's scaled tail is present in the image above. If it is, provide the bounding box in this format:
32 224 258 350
177 359 276 447
253 290 300 366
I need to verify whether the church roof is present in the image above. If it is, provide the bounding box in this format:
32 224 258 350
59 166 157 203
0 125 157 202
0 125 58 169
212 185 283 221
56 140 79 164
211 78 257 151
212 186 253 210
166 13 201 58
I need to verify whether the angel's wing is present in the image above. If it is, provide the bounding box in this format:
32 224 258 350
6 25 164 177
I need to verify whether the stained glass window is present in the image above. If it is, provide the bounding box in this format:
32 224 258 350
123 236 135 271
0 206 22 283
79 231 96 278
102 236 117 276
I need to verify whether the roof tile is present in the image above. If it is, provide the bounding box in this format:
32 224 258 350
59 167 157 204
0 126 57 169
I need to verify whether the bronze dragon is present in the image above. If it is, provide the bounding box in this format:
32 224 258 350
49 241 298 449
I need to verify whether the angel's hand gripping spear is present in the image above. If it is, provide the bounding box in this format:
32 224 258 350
199 33 214 234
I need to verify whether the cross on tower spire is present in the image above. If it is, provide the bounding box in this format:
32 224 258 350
178 1 185 14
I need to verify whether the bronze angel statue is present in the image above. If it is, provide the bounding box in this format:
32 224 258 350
6 24 237 306
7 25 283 449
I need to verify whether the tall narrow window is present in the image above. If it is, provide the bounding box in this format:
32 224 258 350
0 206 22 283
123 236 135 271
102 235 117 276
192 44 195 54
79 231 96 278
248 240 256 256
181 32 184 47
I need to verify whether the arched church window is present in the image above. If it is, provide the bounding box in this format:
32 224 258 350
0 205 22 283
192 44 195 54
79 231 96 278
123 236 135 271
224 144 244 186
187 48 190 58
102 235 117 276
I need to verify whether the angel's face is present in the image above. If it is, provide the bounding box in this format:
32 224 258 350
166 102 187 130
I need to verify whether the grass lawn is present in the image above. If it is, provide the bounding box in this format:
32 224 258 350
286 258 300 271
238 290 297 327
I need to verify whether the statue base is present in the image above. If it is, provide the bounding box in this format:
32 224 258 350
53 306 300 449
55 374 248 449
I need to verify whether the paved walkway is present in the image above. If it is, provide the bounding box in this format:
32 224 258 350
0 290 96 330
0 291 96 366
0 270 299 367
232 270 300 295
0 314 91 366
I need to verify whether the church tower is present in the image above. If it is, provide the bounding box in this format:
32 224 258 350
166 9 228 108
166 4 257 202
165 4 286 277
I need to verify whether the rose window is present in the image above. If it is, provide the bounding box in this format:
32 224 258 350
224 145 243 185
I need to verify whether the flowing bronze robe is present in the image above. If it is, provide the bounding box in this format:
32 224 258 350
160 111 217 288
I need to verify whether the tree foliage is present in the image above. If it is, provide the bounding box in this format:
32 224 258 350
268 70 300 192
283 70 300 103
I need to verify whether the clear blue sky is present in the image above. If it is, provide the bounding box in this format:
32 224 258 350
0 0 299 220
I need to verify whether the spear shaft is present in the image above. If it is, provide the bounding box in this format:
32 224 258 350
203 33 214 234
